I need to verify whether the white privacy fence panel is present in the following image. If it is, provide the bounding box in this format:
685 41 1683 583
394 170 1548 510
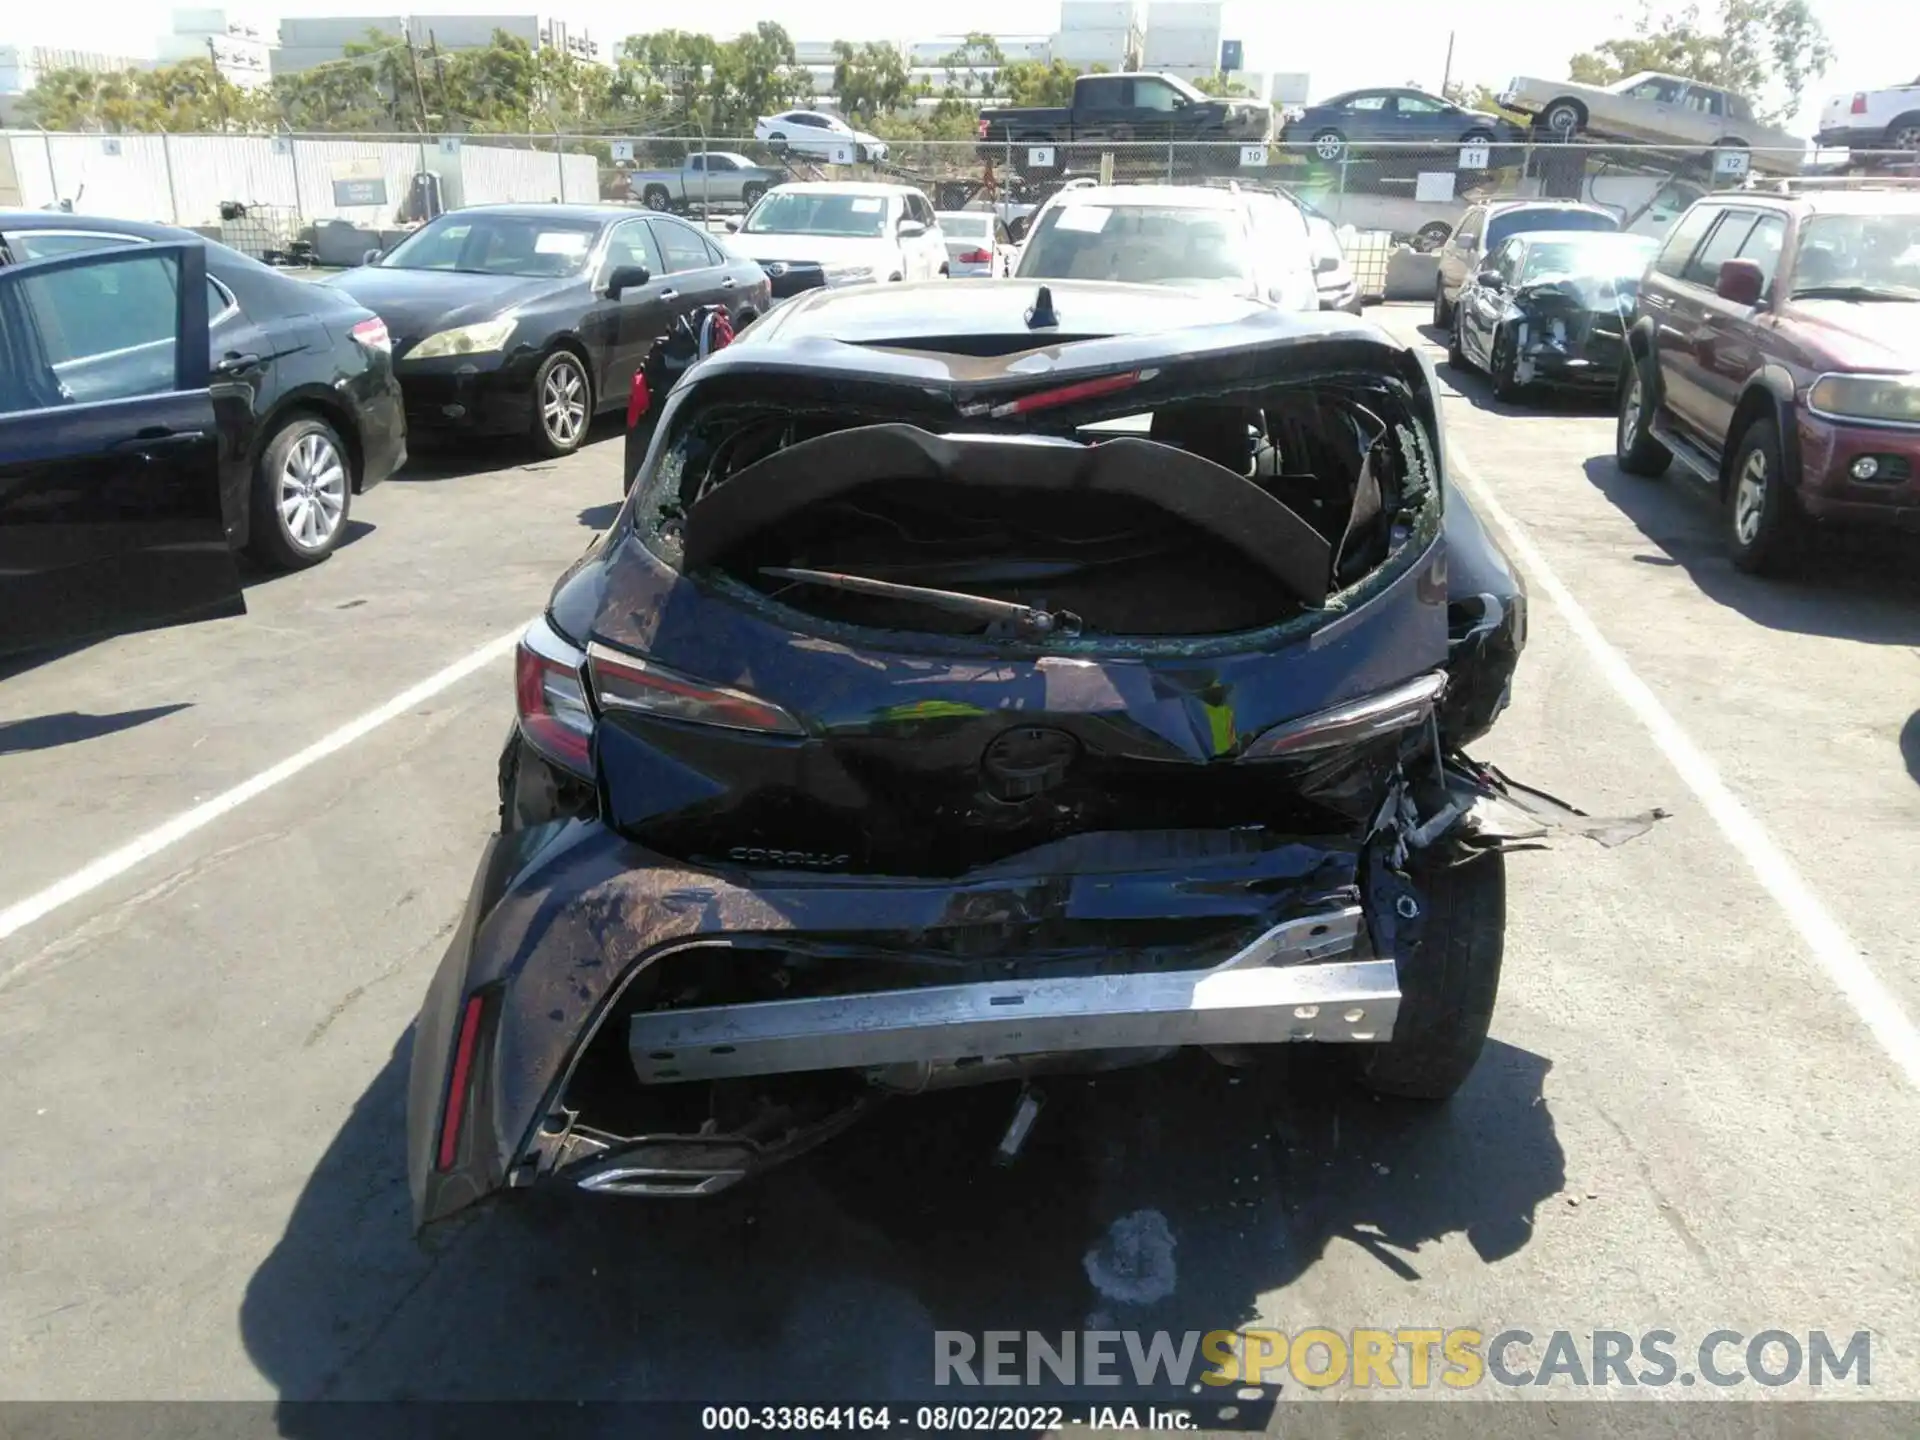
5 130 597 227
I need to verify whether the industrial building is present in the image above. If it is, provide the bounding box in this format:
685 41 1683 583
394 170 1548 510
272 13 604 76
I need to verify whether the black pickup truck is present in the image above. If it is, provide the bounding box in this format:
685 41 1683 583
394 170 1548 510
978 72 1274 173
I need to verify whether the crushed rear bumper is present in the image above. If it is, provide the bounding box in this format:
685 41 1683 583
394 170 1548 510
626 909 1393 1086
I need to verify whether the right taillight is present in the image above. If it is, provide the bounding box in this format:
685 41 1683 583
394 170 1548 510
587 641 805 735
1851 93 1868 114
515 615 594 774
959 247 993 263
1240 672 1448 760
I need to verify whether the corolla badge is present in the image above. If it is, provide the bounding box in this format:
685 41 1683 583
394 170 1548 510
728 845 850 869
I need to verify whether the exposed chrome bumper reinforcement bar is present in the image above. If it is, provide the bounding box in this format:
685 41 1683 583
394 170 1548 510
628 907 1396 1085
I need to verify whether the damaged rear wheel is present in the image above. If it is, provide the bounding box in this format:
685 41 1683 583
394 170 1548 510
1351 850 1506 1102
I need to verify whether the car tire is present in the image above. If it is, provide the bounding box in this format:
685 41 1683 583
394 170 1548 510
767 132 787 152
1432 276 1453 328
1615 360 1672 477
530 350 592 458
246 413 353 571
1446 313 1466 369
741 182 767 209
640 184 671 211
1888 114 1920 150
1414 221 1453 254
1490 328 1524 402
1460 127 1493 147
1542 101 1584 139
1312 128 1346 161
1726 416 1799 575
1350 851 1506 1102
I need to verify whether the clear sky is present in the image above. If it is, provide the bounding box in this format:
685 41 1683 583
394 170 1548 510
15 0 1910 138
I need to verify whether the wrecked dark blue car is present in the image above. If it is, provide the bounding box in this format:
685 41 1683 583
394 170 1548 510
407 278 1632 1232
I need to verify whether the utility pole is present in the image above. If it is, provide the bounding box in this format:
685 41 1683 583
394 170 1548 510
405 30 431 130
1440 30 1456 97
428 31 450 126
207 38 230 130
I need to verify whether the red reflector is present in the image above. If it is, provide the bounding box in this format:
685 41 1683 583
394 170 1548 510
958 247 993 264
627 370 650 429
349 316 391 352
1852 93 1868 114
436 994 485 1173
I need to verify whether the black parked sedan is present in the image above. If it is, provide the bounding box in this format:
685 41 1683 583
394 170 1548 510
327 204 772 458
1448 230 1659 400
0 211 406 569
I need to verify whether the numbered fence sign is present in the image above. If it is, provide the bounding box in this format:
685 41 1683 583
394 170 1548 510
1028 146 1056 169
1239 144 1269 168
829 142 856 165
609 140 634 163
1714 148 1750 177
1457 143 1491 171
438 136 463 156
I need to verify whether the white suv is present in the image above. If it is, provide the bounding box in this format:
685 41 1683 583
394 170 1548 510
724 182 948 286
1014 184 1319 311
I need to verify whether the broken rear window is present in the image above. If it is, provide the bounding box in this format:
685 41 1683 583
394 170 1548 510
630 359 1441 643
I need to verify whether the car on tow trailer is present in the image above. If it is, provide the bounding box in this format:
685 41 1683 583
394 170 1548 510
403 277 1664 1232
1615 181 1920 573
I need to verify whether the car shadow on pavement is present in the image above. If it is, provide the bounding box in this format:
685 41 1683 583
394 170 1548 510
1579 456 1920 645
0 703 191 756
578 502 622 531
239 1030 1563 1407
396 419 624 483
233 521 378 590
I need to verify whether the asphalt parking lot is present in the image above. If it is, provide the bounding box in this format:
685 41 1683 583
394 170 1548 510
3 303 1919 1410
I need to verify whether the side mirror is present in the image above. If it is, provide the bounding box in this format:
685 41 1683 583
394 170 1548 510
1476 268 1504 289
1316 254 1340 273
1716 257 1764 306
898 219 927 238
723 217 741 233
605 263 651 299
362 248 382 266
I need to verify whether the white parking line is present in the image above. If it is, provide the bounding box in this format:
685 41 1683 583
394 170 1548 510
0 627 523 949
1449 449 1920 1092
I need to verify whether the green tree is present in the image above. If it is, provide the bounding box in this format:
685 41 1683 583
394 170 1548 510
23 56 269 132
832 40 911 122
1000 58 1081 108
1566 0 1834 123
1192 72 1253 98
710 23 813 133
938 33 1006 99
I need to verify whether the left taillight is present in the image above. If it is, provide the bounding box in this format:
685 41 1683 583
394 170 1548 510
515 615 594 775
587 641 805 736
435 993 486 1173
958 247 993 264
627 369 651 429
1240 672 1448 760
349 316 391 352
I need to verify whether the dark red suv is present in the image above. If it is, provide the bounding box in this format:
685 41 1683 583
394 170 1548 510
1614 182 1920 573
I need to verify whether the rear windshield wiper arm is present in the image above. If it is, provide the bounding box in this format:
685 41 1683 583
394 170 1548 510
761 567 1083 639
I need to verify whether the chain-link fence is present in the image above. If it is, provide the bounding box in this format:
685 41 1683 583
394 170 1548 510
7 126 1913 274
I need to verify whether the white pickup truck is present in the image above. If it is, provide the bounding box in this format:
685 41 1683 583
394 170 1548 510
1815 76 1920 151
